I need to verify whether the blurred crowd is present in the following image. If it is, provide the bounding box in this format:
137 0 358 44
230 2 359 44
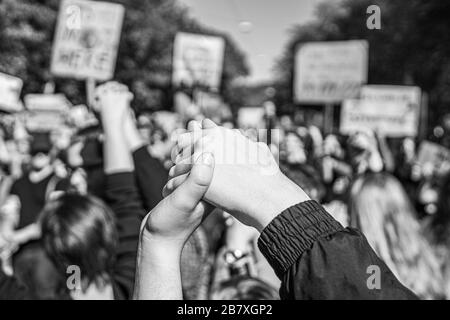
1 83 450 300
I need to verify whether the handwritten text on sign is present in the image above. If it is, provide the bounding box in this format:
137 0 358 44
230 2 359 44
50 0 124 80
340 99 419 137
294 40 368 104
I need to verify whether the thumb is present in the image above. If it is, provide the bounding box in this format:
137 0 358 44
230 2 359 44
171 152 215 211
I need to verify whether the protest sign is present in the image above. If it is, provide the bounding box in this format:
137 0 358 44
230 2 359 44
50 0 125 80
24 111 67 132
360 85 421 106
294 40 368 104
0 73 23 112
416 141 450 176
340 99 419 137
173 32 225 90
24 94 71 112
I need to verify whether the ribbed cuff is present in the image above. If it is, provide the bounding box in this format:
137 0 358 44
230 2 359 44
257 200 343 279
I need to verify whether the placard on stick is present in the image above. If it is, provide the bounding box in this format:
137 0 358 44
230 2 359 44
50 0 125 81
294 40 368 104
0 72 23 112
173 32 225 90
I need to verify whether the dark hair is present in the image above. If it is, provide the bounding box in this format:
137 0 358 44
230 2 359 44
40 193 118 289
210 276 279 300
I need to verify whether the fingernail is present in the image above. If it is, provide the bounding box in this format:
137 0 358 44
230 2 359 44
200 153 213 166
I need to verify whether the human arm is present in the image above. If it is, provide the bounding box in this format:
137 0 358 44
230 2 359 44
169 119 418 300
133 152 214 300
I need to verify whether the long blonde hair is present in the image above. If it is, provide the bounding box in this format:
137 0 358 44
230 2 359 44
350 172 443 299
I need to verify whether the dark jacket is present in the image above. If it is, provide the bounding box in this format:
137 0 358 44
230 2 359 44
132 146 167 212
258 200 418 299
105 172 145 300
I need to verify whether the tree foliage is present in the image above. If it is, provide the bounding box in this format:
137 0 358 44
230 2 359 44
0 0 249 111
274 0 450 127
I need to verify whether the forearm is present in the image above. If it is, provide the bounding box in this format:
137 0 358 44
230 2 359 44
134 233 183 300
102 117 133 174
12 223 41 244
124 111 146 152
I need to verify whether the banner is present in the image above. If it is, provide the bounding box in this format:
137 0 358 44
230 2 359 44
173 32 225 90
50 0 125 80
0 73 23 112
340 99 419 137
24 94 72 112
294 40 368 104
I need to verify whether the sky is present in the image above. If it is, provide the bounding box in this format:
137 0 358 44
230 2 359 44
177 0 322 83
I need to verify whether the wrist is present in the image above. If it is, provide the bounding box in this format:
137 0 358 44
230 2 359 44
139 229 184 261
253 173 310 232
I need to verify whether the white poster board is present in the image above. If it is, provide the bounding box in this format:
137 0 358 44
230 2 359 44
173 32 225 90
361 85 421 106
24 111 67 132
24 94 72 112
50 0 125 80
294 40 368 104
340 99 419 137
0 73 23 112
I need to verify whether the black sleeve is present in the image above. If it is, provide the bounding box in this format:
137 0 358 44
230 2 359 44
257 200 418 300
104 172 145 300
132 146 168 212
0 269 31 300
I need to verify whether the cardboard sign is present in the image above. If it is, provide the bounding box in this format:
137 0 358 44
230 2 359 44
294 40 368 104
173 32 225 90
340 99 419 137
50 0 125 80
416 141 450 176
361 85 421 106
24 111 67 132
0 73 23 112
24 94 71 112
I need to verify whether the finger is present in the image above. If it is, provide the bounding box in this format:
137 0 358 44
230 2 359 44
188 120 202 132
176 131 202 150
162 173 189 197
171 152 215 211
193 200 215 220
175 136 212 164
169 162 193 178
202 118 217 129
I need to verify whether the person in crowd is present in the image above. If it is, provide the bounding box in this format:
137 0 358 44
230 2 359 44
349 172 444 299
8 132 70 230
210 276 279 300
134 119 418 300
39 82 145 299
423 173 450 298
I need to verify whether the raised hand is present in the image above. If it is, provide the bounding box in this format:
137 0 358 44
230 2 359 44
142 152 215 247
93 81 133 125
166 119 309 232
